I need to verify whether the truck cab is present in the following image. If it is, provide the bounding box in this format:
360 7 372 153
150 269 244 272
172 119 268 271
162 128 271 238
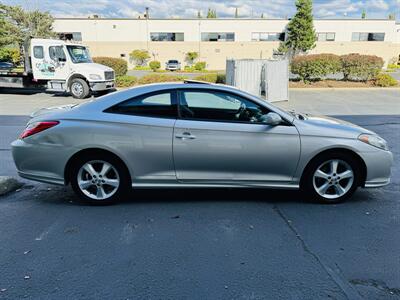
30 39 115 98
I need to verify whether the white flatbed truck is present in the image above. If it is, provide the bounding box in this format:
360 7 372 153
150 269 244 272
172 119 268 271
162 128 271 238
0 39 115 98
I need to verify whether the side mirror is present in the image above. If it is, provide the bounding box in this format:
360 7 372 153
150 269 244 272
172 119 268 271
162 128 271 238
261 112 282 126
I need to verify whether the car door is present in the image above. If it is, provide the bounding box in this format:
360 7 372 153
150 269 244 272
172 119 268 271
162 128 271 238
104 89 178 182
173 89 300 183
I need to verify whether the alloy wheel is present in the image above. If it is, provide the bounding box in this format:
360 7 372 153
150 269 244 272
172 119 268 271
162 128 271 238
77 160 120 200
312 159 354 200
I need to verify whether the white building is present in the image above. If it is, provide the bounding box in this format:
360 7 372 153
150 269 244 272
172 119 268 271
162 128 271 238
53 18 400 69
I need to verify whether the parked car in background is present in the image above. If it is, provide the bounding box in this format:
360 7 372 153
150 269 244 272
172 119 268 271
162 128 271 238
165 60 181 71
12 81 392 205
0 61 13 70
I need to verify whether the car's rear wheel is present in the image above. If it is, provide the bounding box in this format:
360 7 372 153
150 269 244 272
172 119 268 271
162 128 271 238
302 153 360 204
70 154 130 205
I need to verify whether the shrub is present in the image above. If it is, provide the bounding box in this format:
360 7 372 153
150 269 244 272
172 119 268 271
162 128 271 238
115 75 137 87
341 54 384 81
194 61 206 71
129 49 150 66
133 66 151 70
92 57 127 76
387 64 400 69
374 73 398 87
193 73 217 83
0 47 20 65
216 73 226 84
291 54 341 82
149 60 161 72
137 73 186 85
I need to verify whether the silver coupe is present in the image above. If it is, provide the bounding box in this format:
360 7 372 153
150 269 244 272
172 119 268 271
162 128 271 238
12 81 393 204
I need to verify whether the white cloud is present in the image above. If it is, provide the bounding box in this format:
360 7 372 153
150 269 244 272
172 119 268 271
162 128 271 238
1 0 397 19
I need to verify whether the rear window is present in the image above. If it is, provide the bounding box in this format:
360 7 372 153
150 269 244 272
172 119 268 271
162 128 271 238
168 60 178 64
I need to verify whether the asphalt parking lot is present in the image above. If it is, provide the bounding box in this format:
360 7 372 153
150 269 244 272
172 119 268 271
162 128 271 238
0 90 399 299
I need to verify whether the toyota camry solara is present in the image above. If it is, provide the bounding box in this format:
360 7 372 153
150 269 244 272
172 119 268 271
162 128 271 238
12 81 393 204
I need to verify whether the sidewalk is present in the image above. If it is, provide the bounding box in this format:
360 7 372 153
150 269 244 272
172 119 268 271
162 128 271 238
275 89 400 115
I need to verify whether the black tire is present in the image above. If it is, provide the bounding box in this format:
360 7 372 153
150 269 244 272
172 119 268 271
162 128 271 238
70 78 90 99
70 153 131 205
301 152 361 204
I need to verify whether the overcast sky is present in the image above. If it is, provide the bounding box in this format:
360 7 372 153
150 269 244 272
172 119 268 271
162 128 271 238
4 0 400 19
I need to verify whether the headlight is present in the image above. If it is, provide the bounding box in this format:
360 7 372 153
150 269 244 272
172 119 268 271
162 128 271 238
89 74 102 80
358 134 389 150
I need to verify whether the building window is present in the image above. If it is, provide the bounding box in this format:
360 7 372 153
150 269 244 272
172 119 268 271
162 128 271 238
317 32 335 41
201 32 235 42
352 32 385 41
57 32 82 41
251 32 285 41
150 32 184 41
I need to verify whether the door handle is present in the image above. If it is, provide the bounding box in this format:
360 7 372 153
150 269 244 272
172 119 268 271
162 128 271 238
175 132 196 140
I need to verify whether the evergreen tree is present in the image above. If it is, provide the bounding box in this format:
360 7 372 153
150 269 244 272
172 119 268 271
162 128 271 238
207 8 217 18
278 0 316 56
361 9 366 19
197 10 202 18
261 13 264 18
235 8 239 18
0 4 55 48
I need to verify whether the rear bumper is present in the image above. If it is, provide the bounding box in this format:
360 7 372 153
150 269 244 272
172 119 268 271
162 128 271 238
11 139 69 186
89 80 115 91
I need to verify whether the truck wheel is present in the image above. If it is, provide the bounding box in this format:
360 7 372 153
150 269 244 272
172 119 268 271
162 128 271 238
70 78 90 99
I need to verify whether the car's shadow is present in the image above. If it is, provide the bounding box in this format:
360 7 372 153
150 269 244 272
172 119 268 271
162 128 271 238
37 185 373 206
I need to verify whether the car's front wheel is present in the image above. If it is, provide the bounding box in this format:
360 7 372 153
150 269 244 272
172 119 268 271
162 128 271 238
70 154 130 205
302 153 360 204
70 78 90 99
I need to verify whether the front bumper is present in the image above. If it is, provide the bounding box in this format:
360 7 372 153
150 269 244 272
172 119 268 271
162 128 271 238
89 80 115 91
360 149 393 188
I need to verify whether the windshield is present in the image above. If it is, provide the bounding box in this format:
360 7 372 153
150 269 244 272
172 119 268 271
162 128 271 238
66 45 92 63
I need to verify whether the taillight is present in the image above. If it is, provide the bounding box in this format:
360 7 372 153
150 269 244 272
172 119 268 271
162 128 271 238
19 121 59 139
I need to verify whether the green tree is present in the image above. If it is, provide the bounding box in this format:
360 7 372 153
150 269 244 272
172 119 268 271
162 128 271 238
261 13 264 18
129 49 150 66
361 9 366 19
388 13 395 20
207 8 217 18
0 4 55 48
185 51 199 65
235 8 239 18
197 10 202 18
277 0 316 57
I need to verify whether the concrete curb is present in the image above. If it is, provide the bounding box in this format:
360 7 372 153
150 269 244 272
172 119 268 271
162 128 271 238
0 176 23 196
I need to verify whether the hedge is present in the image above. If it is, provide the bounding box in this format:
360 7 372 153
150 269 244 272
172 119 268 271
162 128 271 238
194 61 206 71
92 57 128 76
115 75 137 87
137 73 186 85
291 54 342 82
374 73 398 87
193 73 226 83
341 54 384 81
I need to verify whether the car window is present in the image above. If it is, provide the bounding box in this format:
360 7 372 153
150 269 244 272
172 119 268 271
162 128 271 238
179 90 270 123
106 91 177 118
